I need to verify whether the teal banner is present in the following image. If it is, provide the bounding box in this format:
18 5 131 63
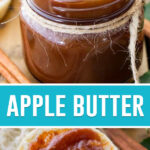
0 85 149 127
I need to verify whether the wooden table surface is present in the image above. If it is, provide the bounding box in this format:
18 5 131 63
0 0 150 147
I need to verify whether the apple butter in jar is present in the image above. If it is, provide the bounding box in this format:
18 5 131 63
20 0 144 83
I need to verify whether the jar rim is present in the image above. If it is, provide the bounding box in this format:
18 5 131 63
21 0 142 35
26 0 135 25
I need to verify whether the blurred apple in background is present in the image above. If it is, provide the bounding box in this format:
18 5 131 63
0 0 12 20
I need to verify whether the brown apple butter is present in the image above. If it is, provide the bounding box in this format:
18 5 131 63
20 0 144 83
30 129 104 150
27 0 135 24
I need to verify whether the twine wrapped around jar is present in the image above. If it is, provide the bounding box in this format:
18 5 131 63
21 0 144 83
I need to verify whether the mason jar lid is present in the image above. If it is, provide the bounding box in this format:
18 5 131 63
27 0 135 24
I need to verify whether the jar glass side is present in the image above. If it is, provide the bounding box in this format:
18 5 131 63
20 0 144 83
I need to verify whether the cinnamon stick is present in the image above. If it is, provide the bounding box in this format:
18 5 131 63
0 63 19 83
144 19 150 38
104 129 147 150
0 48 30 83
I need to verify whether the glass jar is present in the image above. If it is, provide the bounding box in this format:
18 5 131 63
20 0 144 83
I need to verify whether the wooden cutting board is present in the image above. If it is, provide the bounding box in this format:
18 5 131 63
104 129 147 150
0 0 38 83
